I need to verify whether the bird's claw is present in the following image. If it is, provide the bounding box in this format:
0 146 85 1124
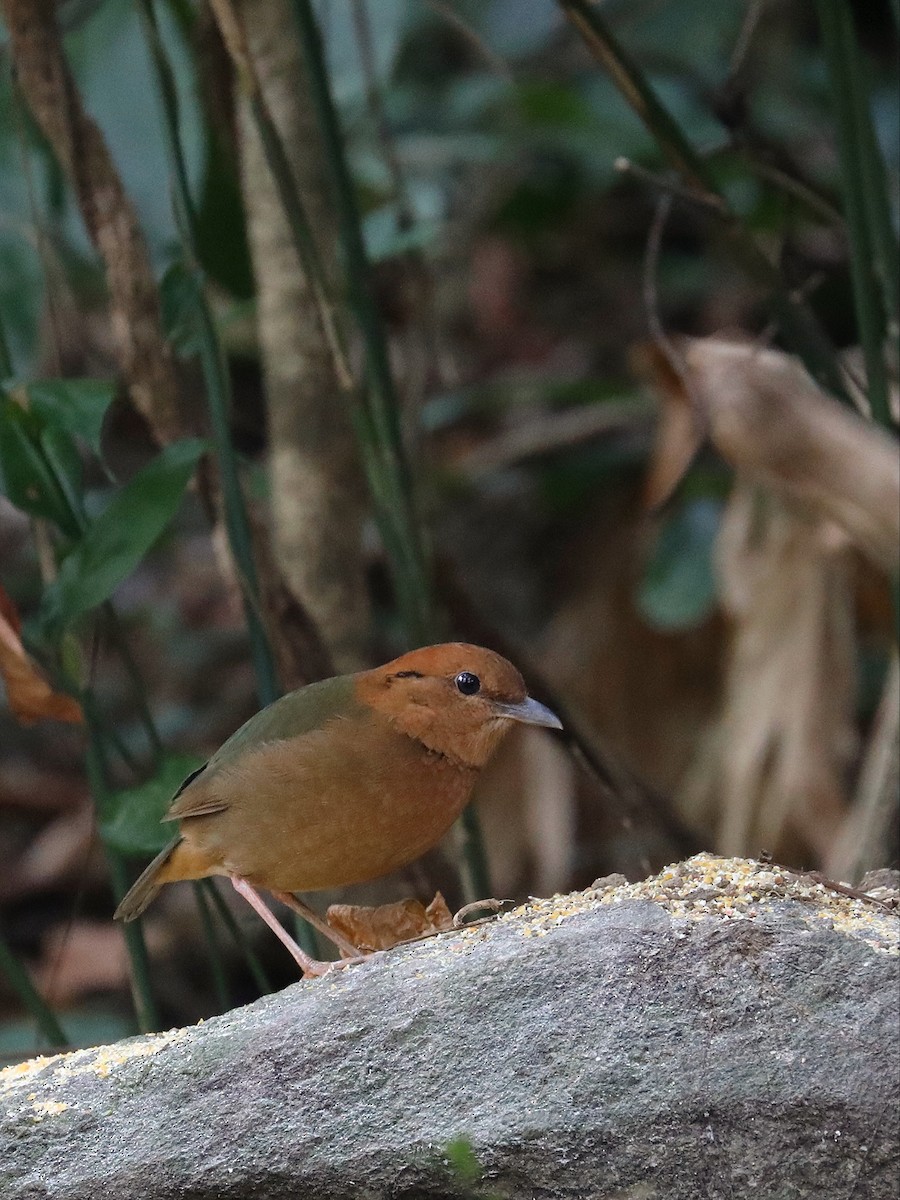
303 951 379 980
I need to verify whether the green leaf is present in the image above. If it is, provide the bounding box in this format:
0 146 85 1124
160 261 208 357
26 379 117 458
0 397 81 535
39 438 206 632
638 497 722 631
100 752 205 855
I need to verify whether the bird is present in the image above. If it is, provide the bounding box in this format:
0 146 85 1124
114 642 562 976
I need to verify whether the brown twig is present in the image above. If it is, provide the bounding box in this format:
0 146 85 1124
455 397 654 480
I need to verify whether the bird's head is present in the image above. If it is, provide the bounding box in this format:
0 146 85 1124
357 642 562 769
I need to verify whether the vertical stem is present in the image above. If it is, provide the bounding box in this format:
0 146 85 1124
105 851 160 1033
193 883 231 1011
820 0 892 429
0 931 69 1049
290 0 434 646
203 879 273 994
84 701 160 1033
138 0 316 954
101 603 164 764
0 304 13 379
138 0 281 709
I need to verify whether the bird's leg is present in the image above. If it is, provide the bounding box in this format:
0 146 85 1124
230 877 341 978
270 889 364 960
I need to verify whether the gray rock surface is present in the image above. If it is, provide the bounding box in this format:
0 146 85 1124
3 855 899 1200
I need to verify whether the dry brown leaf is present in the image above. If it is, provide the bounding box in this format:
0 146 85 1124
0 585 82 725
326 892 454 954
639 338 900 571
634 344 704 509
679 486 856 861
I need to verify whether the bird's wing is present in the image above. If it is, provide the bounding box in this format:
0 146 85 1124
162 674 360 822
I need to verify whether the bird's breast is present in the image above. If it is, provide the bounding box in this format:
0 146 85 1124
180 713 479 892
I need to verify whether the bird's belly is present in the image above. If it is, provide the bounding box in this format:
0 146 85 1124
183 724 477 892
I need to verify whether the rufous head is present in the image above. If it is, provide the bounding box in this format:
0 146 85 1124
357 643 562 769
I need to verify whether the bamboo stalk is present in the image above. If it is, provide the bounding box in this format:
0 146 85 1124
83 705 159 1033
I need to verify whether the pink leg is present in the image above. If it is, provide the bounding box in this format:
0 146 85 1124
231 877 338 978
270 889 363 959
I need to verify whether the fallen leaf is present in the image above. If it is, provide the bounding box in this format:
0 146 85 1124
638 338 900 571
326 892 454 954
0 585 83 725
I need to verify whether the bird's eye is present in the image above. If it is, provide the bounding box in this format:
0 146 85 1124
455 671 481 696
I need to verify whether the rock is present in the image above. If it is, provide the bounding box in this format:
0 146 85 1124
859 868 900 896
3 854 898 1199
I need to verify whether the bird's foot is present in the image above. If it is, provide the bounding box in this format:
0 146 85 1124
230 876 344 978
301 950 380 980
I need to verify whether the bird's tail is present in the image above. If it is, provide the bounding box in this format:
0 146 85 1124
114 835 182 922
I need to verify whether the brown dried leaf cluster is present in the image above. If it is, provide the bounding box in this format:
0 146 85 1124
326 892 454 954
0 586 82 726
642 337 898 862
641 338 899 570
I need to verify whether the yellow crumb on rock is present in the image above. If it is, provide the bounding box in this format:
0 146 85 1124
1 1026 188 1106
486 854 899 958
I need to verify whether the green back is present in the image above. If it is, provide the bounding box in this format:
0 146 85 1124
168 674 357 800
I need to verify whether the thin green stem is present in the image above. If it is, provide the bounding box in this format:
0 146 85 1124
202 879 273 994
0 304 13 379
0 930 69 1049
457 806 492 903
105 850 159 1032
193 294 282 706
138 0 281 710
102 602 164 764
558 0 850 404
193 883 230 1011
816 0 893 427
290 0 434 646
83 707 160 1032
